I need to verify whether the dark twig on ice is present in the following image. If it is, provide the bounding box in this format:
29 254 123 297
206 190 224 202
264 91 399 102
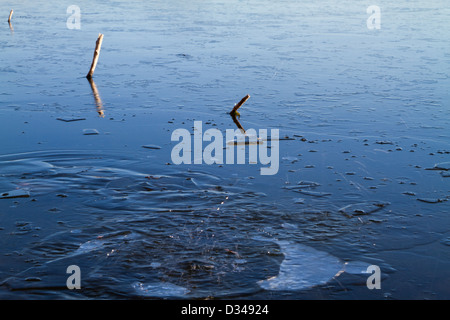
229 94 250 115
86 33 104 79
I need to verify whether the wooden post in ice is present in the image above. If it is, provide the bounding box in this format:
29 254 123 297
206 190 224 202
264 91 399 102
86 33 104 79
7 10 13 23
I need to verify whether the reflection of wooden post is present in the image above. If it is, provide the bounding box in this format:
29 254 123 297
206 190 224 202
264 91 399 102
86 33 104 79
8 10 13 23
87 77 104 117
230 94 250 115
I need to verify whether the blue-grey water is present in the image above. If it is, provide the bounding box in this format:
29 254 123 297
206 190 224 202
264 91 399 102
0 0 449 299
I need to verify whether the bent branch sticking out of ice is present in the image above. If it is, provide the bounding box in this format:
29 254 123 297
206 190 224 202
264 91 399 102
257 239 343 291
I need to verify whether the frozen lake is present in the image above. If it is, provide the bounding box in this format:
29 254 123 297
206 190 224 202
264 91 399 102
0 0 449 299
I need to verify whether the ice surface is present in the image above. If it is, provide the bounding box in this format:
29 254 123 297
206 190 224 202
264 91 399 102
132 281 190 297
257 239 343 291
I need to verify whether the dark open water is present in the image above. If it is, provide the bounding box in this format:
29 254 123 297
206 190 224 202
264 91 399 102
0 0 449 299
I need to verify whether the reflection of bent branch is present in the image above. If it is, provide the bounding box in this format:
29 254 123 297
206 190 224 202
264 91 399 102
227 115 263 145
87 77 104 117
230 113 245 134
